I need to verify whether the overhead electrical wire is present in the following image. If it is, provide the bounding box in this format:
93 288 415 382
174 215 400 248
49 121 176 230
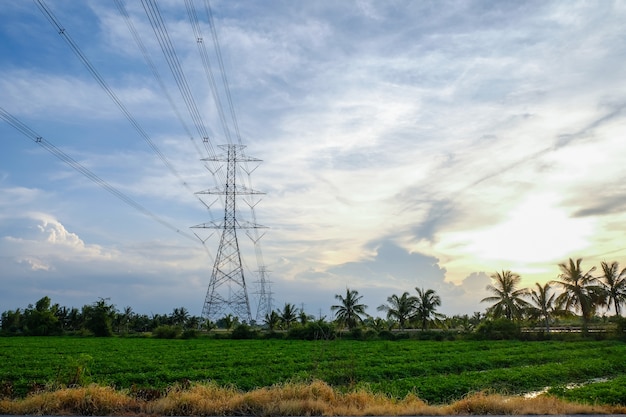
184 0 233 145
202 0 243 146
113 0 199 157
113 0 221 218
33 0 203 202
139 0 226 187
31 0 220 262
0 107 196 242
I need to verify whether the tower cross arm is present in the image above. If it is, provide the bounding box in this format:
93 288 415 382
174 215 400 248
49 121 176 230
236 219 268 229
195 185 265 195
191 221 222 229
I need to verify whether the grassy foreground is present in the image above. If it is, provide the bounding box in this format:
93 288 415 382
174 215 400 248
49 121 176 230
1 380 626 416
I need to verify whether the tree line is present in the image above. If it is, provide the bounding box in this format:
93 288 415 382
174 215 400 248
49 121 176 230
2 257 625 339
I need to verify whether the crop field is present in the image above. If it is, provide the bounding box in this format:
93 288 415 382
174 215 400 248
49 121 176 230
1 337 626 405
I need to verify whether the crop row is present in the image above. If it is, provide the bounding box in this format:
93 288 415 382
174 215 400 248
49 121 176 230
1 337 625 404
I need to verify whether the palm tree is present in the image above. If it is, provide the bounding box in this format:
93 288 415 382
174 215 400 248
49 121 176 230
263 310 281 331
598 261 626 317
481 270 530 321
377 291 416 330
552 258 604 333
280 303 298 329
119 306 133 333
220 314 238 330
171 307 190 327
528 282 557 332
414 287 443 330
298 309 313 326
186 316 200 330
331 288 367 330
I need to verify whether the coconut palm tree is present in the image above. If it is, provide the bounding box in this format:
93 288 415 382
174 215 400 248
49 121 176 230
298 309 313 326
331 288 367 330
481 270 530 321
280 303 298 329
528 282 558 332
263 310 281 331
377 291 416 330
414 287 443 330
552 258 604 333
171 307 190 327
598 261 626 317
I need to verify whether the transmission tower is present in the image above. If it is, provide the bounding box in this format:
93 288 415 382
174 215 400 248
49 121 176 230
192 144 265 324
254 265 273 322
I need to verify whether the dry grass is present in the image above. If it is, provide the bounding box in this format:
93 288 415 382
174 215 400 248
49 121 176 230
1 380 625 416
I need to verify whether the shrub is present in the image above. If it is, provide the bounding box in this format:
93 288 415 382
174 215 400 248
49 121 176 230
475 319 521 340
230 324 257 339
377 330 395 340
348 327 363 340
263 330 285 339
152 325 181 339
180 329 198 339
613 317 626 340
287 322 335 340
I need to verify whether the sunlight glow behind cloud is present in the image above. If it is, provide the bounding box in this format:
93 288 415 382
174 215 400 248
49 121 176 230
1 1 626 317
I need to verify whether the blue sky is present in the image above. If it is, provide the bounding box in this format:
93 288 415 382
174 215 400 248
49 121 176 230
2 0 626 319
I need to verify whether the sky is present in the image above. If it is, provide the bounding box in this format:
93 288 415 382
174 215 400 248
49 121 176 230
2 0 626 320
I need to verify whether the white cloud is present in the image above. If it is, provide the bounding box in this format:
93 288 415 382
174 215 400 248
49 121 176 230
2 1 626 318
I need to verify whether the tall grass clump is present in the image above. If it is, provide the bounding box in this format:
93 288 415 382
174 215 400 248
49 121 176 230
2 380 626 416
0 385 140 415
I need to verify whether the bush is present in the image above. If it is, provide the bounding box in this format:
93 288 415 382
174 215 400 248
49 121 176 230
287 322 336 340
231 324 257 339
475 319 521 340
348 327 363 340
377 330 395 340
363 329 378 340
263 330 285 339
180 329 199 339
613 317 626 340
152 325 181 339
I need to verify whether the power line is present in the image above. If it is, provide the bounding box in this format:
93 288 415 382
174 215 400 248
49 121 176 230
184 0 232 144
139 0 226 187
202 0 243 145
0 106 196 241
34 0 201 202
113 0 221 218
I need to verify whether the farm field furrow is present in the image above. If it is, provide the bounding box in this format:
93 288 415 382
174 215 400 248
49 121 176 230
1 337 625 404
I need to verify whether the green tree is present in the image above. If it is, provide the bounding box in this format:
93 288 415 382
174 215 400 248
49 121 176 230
264 310 281 331
414 287 443 330
298 309 313 326
66 307 82 331
82 298 116 337
377 291 416 330
186 316 201 330
553 258 605 333
279 303 298 330
120 306 134 333
1 308 23 334
481 270 530 321
528 282 558 332
598 261 626 317
171 307 190 327
331 288 367 330
218 314 238 330
23 296 60 335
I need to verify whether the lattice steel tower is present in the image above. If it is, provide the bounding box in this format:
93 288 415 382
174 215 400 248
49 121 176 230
192 144 264 323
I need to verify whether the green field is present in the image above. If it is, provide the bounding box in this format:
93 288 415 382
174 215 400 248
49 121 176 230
1 337 626 405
